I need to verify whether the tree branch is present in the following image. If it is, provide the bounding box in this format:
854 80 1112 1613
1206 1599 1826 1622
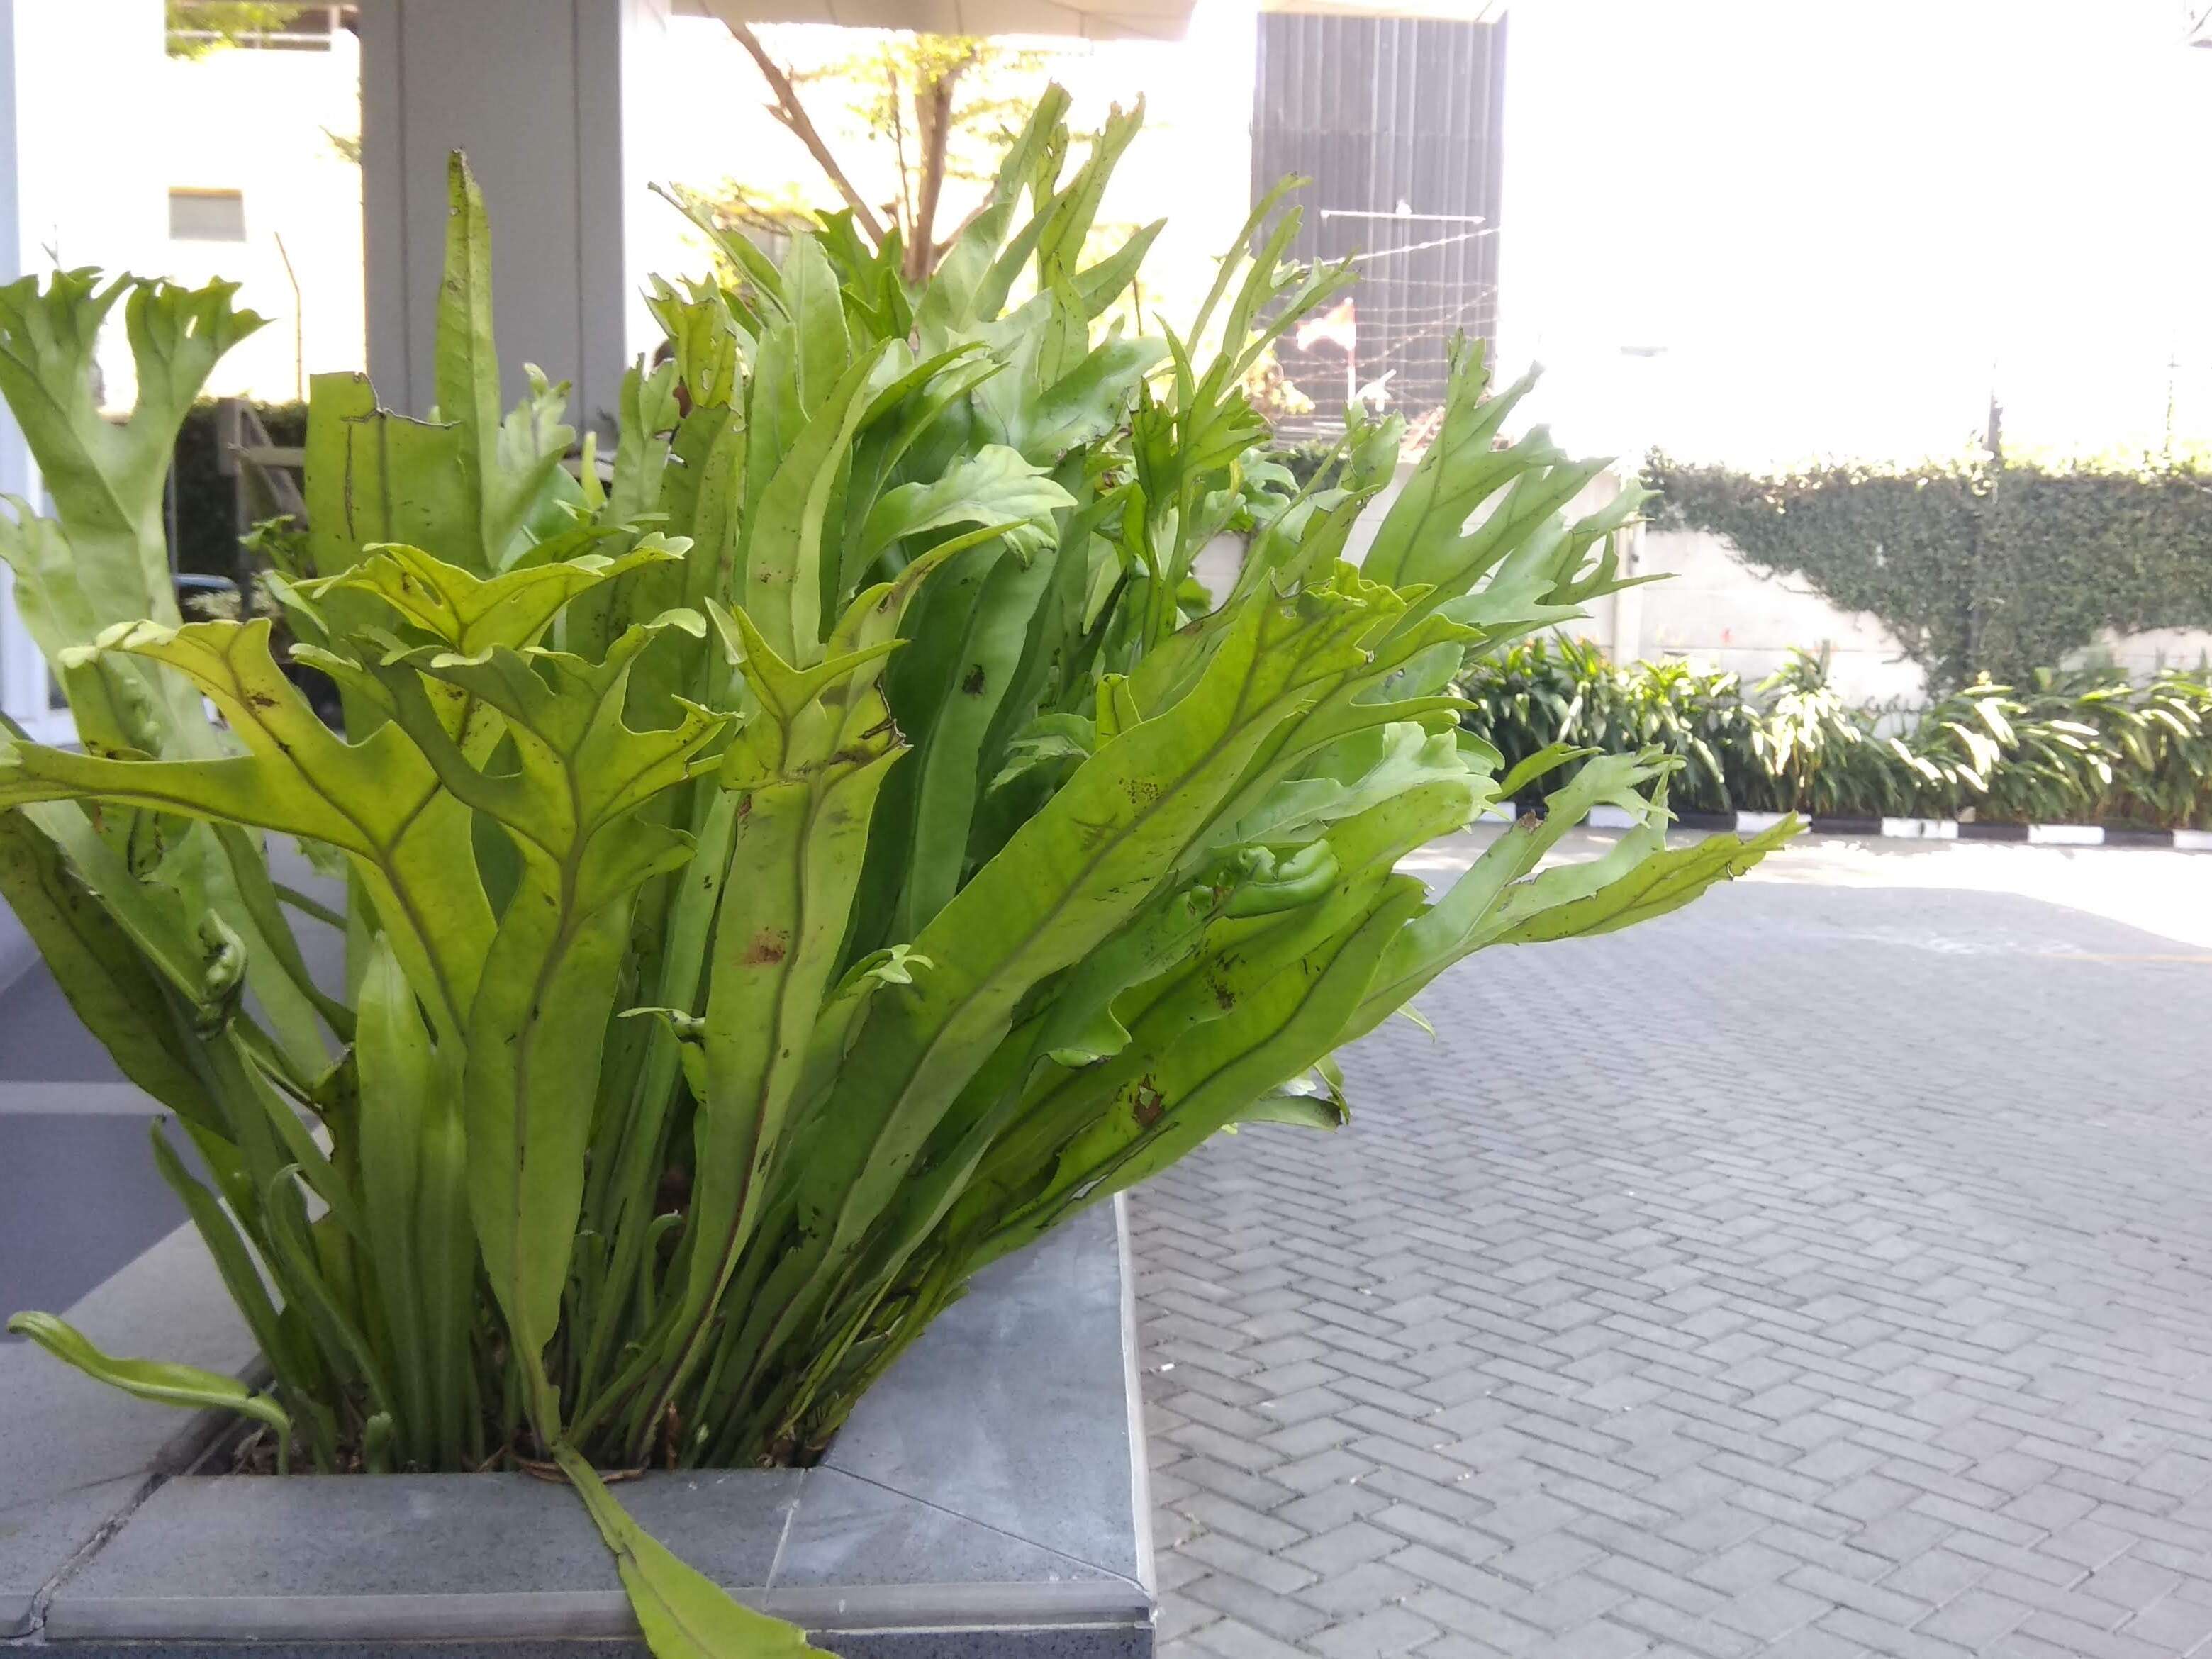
729 23 888 248
904 60 963 284
885 57 917 252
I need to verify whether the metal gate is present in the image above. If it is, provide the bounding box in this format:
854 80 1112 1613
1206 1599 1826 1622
1251 10 1507 440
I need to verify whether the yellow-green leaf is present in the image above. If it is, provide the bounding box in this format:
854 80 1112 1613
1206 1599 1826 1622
7 1311 291 1462
554 1447 820 1658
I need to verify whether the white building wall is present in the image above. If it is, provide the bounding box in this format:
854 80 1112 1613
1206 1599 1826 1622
0 0 36 735
11 0 167 346
0 0 166 740
152 30 366 401
0 2 362 733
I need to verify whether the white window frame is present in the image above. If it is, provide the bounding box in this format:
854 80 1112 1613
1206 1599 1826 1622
0 435 74 746
0 0 68 745
0 561 73 745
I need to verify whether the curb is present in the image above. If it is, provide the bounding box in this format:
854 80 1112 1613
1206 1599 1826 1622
1566 803 2212 849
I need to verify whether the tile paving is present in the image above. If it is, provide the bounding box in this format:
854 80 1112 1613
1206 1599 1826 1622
1132 856 2212 1658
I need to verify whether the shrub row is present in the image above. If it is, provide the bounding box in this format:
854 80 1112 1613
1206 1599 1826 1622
1458 636 2212 830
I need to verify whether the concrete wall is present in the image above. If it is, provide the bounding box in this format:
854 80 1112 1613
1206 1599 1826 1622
1627 525 1926 705
2079 624 2212 681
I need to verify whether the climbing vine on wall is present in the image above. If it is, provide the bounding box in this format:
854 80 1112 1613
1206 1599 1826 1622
1644 453 2212 690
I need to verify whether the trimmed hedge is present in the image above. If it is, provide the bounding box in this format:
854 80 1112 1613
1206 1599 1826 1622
1458 635 2212 830
1646 453 2212 691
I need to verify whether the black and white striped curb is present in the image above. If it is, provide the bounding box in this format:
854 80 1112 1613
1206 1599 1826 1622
1572 805 2212 849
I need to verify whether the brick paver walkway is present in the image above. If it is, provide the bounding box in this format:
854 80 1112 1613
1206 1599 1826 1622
1133 860 2212 1659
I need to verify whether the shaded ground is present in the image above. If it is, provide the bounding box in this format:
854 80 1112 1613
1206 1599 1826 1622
0 851 342 1331
1136 834 2212 1659
0 965 184 1329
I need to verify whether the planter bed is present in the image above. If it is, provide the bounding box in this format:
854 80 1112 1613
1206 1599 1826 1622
1 1178 1154 1658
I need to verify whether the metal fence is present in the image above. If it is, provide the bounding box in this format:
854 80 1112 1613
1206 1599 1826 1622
1251 11 1507 440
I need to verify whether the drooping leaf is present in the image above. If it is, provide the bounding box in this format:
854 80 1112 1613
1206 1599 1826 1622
7 1311 292 1468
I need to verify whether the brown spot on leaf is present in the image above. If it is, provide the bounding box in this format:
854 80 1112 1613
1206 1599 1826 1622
1132 1077 1166 1128
742 927 790 966
961 664 987 696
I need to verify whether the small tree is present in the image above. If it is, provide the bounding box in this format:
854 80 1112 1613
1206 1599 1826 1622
722 25 1053 283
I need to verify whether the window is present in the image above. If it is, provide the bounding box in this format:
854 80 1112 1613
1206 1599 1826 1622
169 189 247 242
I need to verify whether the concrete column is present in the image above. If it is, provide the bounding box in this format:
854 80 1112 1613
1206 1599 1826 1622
359 0 676 439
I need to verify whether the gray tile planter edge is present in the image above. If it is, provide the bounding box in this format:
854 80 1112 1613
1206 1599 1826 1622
5 1200 1153 1655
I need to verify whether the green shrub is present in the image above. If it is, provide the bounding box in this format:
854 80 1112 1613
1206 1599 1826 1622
1460 636 2212 828
0 100 1789 1655
1268 435 1341 489
2100 666 2212 829
1456 634 1764 816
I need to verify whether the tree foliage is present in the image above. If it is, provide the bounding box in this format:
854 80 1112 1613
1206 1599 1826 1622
165 1 309 57
715 26 1058 284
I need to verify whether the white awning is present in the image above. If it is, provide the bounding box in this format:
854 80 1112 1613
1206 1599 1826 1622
676 0 1508 42
674 0 1199 43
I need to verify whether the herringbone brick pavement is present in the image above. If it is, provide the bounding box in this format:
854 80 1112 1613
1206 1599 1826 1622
1132 869 2212 1659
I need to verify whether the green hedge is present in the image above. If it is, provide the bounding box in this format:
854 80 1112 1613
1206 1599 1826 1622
1458 635 2212 830
1646 454 2212 690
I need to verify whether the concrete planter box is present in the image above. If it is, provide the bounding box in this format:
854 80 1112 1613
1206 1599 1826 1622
0 1011 1156 1659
